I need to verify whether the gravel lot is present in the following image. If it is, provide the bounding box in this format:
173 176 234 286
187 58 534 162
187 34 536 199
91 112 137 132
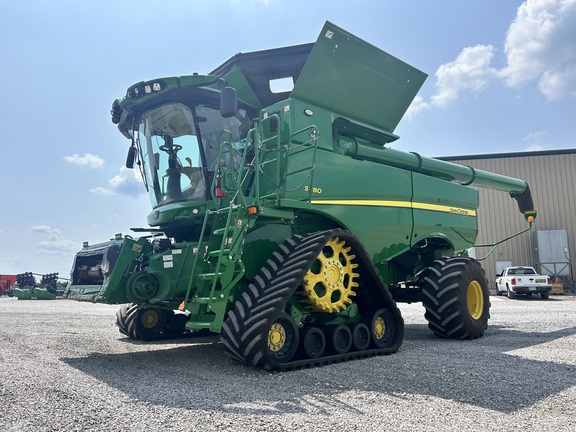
1 294 576 431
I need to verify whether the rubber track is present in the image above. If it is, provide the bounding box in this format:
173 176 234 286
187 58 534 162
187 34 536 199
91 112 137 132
422 257 490 339
220 229 404 371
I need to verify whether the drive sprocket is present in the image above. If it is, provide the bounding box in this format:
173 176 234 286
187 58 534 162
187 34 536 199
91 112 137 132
300 236 359 313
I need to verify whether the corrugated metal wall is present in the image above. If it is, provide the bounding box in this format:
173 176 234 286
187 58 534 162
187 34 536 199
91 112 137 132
442 150 576 287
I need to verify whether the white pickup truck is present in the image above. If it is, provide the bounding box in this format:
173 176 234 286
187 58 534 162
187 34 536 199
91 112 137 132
495 266 552 299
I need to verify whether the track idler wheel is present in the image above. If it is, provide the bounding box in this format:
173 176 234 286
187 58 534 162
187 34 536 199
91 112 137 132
369 308 397 348
267 313 300 363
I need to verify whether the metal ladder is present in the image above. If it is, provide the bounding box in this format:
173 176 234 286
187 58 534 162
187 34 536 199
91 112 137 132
182 121 319 331
182 131 254 331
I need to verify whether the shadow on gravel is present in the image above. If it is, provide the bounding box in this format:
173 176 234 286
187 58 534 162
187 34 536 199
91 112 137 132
61 321 576 415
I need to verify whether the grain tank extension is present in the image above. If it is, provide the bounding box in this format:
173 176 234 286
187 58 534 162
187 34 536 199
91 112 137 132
66 22 536 370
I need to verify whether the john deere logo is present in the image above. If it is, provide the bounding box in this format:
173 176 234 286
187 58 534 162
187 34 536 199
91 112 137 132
450 207 470 216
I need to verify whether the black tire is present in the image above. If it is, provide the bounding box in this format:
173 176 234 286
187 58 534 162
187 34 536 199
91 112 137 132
541 292 550 300
116 304 168 340
421 257 490 339
495 283 501 296
507 286 516 299
116 304 132 337
369 308 397 348
350 322 371 351
327 324 352 354
300 326 325 359
267 312 300 363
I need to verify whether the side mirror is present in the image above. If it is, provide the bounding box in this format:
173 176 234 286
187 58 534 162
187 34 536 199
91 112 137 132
126 145 136 169
220 86 237 118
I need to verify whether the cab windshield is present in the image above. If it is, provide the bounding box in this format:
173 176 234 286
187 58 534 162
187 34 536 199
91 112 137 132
136 102 251 207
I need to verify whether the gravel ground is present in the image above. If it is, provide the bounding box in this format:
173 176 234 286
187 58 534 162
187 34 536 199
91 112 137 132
1 294 576 431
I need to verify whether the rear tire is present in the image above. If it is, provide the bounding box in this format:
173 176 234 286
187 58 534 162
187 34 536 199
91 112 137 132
507 286 516 299
541 292 550 300
422 257 490 339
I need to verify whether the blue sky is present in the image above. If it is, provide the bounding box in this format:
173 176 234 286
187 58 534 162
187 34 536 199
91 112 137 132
1 0 575 277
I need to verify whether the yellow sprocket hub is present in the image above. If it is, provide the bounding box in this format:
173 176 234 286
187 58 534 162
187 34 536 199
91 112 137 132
373 316 386 340
300 237 359 313
268 323 287 352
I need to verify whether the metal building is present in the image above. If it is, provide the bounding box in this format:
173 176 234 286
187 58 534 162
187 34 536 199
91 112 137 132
440 149 576 289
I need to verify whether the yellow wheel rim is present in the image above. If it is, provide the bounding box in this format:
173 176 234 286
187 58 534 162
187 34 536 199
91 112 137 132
268 323 286 352
141 309 159 329
467 280 484 320
373 316 386 340
301 237 359 313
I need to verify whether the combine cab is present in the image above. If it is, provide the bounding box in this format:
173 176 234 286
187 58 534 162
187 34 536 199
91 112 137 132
66 22 536 370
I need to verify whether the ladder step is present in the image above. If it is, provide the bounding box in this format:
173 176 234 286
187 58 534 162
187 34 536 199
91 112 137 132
207 249 231 258
197 272 224 280
190 296 221 304
213 227 232 235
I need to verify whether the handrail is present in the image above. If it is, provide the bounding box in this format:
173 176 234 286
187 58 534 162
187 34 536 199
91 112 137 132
474 222 534 261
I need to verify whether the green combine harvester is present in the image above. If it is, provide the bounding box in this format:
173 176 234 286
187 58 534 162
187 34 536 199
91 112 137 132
66 22 536 370
13 273 65 300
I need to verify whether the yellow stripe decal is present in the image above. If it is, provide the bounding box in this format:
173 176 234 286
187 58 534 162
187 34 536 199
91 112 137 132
310 200 477 216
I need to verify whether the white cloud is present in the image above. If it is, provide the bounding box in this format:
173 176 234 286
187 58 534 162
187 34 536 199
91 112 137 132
525 143 554 151
91 166 144 197
523 131 547 142
31 225 79 253
64 153 105 168
522 130 553 151
501 0 576 100
405 95 430 119
90 186 115 196
538 65 576 100
31 225 54 234
431 45 499 107
412 0 576 116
